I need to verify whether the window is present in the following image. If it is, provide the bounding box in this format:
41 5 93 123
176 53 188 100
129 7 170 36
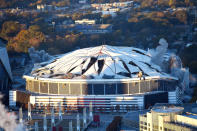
63 84 67 88
40 82 48 93
153 125 158 130
105 84 116 94
59 83 69 94
70 83 81 95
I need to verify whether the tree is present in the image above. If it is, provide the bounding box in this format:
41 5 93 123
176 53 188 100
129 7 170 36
169 0 176 8
141 0 154 8
158 0 168 7
185 0 190 6
1 21 21 38
7 25 46 53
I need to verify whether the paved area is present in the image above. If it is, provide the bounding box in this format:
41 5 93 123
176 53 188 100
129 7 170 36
19 110 150 131
124 110 149 121
87 113 124 131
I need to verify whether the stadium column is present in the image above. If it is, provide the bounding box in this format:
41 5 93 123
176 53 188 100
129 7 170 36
127 82 129 94
139 80 141 93
104 84 106 95
157 80 158 91
80 83 82 95
116 83 118 94
25 80 27 90
38 81 40 93
92 84 94 95
162 80 164 91
48 82 49 94
69 83 71 94
58 83 60 95
32 80 34 92
27 80 29 90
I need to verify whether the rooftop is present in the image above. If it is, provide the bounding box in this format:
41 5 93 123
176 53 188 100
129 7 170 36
30 45 177 80
152 105 184 113
183 112 197 119
58 24 112 30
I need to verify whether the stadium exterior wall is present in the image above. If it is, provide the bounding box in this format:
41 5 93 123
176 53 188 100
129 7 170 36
24 75 177 95
9 90 178 110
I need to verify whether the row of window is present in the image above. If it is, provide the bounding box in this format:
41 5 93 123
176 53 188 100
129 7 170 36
140 122 180 131
26 80 176 95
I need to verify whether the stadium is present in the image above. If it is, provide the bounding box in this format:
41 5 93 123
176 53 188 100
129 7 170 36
10 45 179 111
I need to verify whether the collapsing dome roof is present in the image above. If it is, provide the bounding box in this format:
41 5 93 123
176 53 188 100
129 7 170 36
31 45 173 79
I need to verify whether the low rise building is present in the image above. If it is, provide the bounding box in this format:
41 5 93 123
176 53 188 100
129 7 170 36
37 5 45 11
75 19 96 25
91 1 133 9
37 4 53 11
79 0 87 4
109 8 120 12
56 24 112 34
140 104 197 131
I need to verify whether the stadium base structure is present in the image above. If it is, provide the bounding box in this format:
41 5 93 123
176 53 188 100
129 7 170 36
9 45 180 111
9 89 179 111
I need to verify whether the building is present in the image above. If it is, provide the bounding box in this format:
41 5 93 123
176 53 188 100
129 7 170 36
92 1 133 17
91 1 133 9
37 5 45 11
37 4 53 12
108 8 120 12
0 38 12 90
79 0 87 4
140 104 197 131
112 1 133 7
10 45 179 111
56 24 113 34
0 37 13 104
75 19 96 25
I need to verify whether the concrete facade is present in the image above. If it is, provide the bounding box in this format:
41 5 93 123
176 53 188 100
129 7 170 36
140 105 197 131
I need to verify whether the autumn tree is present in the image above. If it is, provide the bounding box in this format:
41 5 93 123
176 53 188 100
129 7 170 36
7 25 45 53
1 21 21 38
141 0 154 8
169 0 176 8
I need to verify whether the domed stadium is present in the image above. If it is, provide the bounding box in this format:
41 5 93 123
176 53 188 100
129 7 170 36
11 45 179 110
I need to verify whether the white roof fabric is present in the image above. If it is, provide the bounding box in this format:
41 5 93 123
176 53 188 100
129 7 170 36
31 45 171 79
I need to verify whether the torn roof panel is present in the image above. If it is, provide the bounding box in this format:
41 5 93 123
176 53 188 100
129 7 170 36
30 45 176 79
